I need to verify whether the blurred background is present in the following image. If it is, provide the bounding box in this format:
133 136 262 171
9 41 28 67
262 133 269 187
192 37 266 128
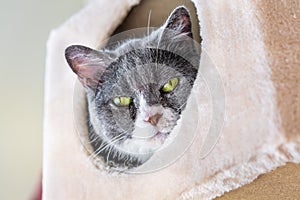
0 0 85 199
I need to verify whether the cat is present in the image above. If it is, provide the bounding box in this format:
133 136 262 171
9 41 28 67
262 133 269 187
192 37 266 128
65 6 200 171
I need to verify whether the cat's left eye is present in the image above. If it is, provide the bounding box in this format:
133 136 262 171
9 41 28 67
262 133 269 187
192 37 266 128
161 77 179 93
113 97 132 107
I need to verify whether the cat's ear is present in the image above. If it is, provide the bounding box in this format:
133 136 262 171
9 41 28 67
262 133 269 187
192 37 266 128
164 6 193 38
65 45 110 90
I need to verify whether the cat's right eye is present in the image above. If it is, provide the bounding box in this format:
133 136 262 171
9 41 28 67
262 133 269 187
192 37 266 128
113 97 132 107
161 77 179 93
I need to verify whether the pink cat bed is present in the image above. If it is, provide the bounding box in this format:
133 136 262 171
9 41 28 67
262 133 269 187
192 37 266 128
43 0 300 199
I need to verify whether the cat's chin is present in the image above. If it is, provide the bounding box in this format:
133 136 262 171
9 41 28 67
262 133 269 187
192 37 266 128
116 132 171 156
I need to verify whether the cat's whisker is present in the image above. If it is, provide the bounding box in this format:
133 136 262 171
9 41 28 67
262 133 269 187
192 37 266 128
90 133 127 160
92 135 127 161
106 146 113 164
85 136 100 144
89 134 120 159
147 9 152 40
178 102 187 110
90 139 116 160
89 142 112 160
86 133 100 144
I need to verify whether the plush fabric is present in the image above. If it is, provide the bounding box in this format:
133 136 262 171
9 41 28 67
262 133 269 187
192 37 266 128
43 0 300 199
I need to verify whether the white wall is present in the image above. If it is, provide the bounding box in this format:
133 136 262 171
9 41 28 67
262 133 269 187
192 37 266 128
0 0 83 199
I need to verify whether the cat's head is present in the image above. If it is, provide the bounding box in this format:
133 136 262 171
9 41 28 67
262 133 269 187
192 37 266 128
65 6 199 163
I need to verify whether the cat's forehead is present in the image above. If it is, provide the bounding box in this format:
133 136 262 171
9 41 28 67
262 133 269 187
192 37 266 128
99 48 197 99
111 63 180 95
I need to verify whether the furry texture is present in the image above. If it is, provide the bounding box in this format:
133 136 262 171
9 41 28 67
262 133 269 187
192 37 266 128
65 7 199 170
43 0 300 199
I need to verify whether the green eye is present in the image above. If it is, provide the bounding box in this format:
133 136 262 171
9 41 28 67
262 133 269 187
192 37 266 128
162 77 179 93
113 96 132 106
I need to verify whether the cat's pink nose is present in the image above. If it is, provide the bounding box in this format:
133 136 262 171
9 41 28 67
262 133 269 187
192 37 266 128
144 113 162 126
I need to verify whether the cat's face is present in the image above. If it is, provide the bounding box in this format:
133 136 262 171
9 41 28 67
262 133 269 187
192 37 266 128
92 48 197 155
66 6 199 162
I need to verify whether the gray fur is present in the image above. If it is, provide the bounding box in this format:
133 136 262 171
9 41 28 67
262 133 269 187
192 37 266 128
65 6 200 170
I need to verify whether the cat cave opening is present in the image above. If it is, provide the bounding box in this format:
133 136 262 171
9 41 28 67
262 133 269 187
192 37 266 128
70 0 206 174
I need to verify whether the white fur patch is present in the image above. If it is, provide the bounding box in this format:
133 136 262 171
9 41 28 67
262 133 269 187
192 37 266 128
120 94 177 155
